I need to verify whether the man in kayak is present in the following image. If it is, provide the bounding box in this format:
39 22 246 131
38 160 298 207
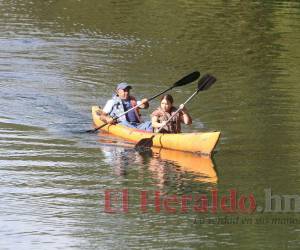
98 82 152 131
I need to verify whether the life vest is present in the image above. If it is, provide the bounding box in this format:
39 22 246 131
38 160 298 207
108 95 141 123
151 107 182 133
129 97 142 122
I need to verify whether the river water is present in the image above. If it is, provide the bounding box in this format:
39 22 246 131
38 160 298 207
1 0 300 249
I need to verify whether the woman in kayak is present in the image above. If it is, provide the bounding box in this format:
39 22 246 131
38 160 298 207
151 94 192 133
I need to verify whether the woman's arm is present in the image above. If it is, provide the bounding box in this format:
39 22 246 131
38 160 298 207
179 104 192 125
151 115 167 128
151 116 161 128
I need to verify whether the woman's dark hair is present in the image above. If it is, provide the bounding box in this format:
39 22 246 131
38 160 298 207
161 94 173 104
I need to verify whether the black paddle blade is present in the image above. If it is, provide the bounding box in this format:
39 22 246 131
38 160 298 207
85 123 107 133
134 136 154 152
197 74 216 92
86 128 97 133
173 71 200 88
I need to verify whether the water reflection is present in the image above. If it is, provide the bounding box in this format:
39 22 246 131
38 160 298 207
98 132 217 189
150 147 217 184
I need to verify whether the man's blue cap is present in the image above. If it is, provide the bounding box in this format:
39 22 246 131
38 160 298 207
117 82 132 90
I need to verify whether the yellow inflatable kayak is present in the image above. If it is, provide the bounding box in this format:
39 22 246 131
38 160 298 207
92 106 220 155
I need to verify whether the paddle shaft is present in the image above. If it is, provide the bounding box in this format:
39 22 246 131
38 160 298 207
148 85 174 102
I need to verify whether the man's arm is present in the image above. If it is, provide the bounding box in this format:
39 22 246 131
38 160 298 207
137 98 149 109
97 100 117 124
96 111 115 124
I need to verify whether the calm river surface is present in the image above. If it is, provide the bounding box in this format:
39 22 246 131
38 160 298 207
0 0 300 249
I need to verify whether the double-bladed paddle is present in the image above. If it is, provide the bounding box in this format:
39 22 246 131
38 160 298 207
135 74 217 151
86 71 200 133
